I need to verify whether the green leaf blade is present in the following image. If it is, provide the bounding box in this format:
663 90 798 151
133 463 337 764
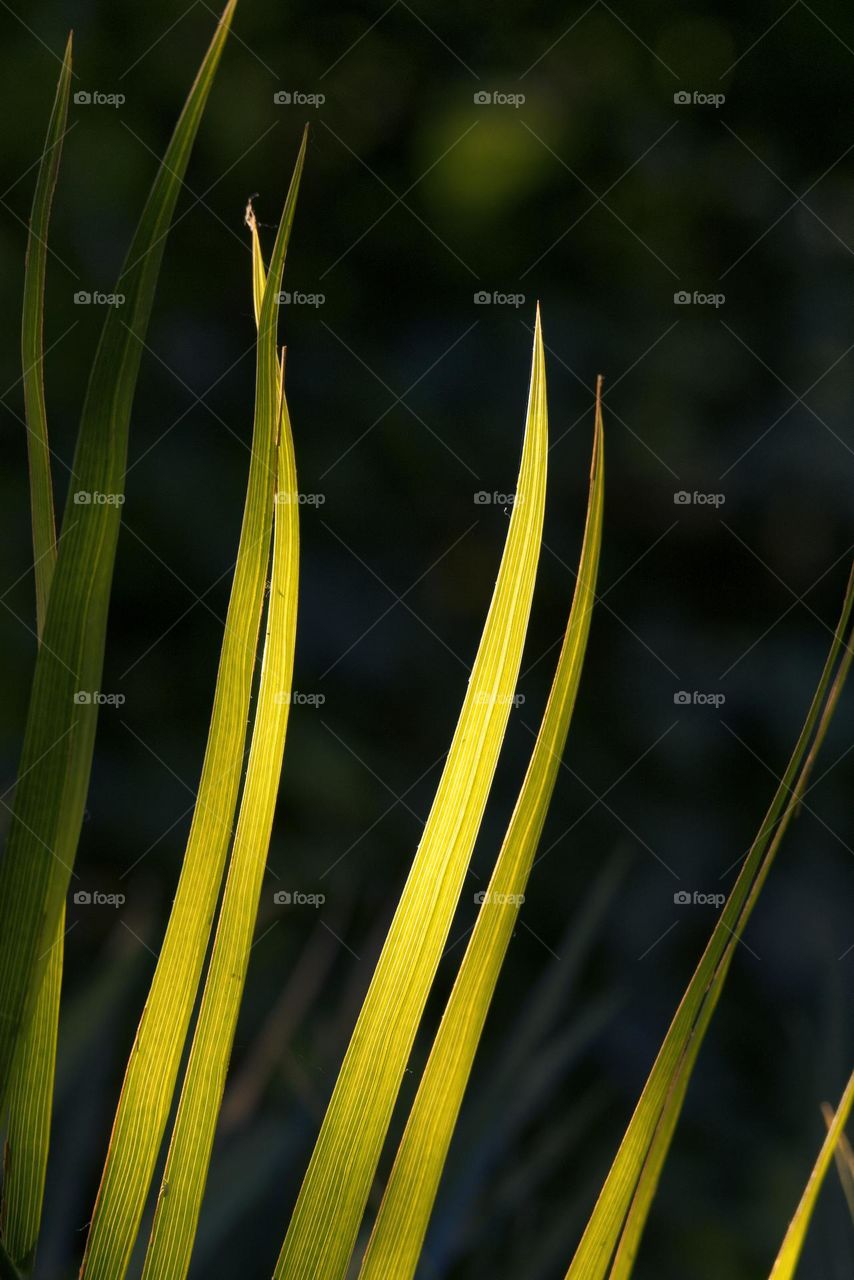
0 1 239 1111
565 566 854 1280
767 1070 854 1280
1 35 72 1273
21 30 71 632
139 202 301 1280
79 130 306 1280
273 310 549 1280
359 387 604 1280
0 927 63 1274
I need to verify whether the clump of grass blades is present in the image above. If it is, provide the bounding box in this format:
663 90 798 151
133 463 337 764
0 9 852 1280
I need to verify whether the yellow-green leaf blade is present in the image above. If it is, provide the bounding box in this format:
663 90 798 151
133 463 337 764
0 922 63 1274
273 310 549 1280
0 0 238 1109
80 129 306 1280
822 1099 854 1224
21 30 71 632
565 565 854 1280
359 387 603 1280
1 37 72 1273
768 1069 854 1280
139 209 300 1280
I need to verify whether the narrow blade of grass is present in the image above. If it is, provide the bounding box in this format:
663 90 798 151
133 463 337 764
359 382 604 1280
822 1100 854 1223
80 131 306 1280
2 36 69 1275
21 31 71 633
273 310 549 1280
0 0 238 1106
768 1069 854 1280
0 928 63 1276
606 603 854 1280
565 564 854 1280
138 209 300 1280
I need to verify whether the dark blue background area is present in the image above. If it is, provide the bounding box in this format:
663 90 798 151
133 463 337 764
0 2 852 1277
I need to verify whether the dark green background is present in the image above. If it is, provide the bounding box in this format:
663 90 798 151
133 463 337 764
1 2 853 1277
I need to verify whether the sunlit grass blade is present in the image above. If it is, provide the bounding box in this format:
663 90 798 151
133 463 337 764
565 565 854 1280
273 310 549 1280
0 35 73 1274
80 130 306 1280
822 1099 854 1223
605 1027 696 1280
138 209 300 1280
359 381 604 1280
767 1069 854 1280
0 0 238 1106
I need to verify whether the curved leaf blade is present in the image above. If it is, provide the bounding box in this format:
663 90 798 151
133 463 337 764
273 310 549 1280
566 565 854 1280
80 129 306 1280
139 204 301 1280
822 1099 854 1224
0 0 239 1108
1 35 72 1273
21 31 71 632
768 1069 854 1280
358 385 603 1280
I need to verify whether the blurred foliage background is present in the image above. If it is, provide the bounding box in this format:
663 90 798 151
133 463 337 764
0 1 853 1277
